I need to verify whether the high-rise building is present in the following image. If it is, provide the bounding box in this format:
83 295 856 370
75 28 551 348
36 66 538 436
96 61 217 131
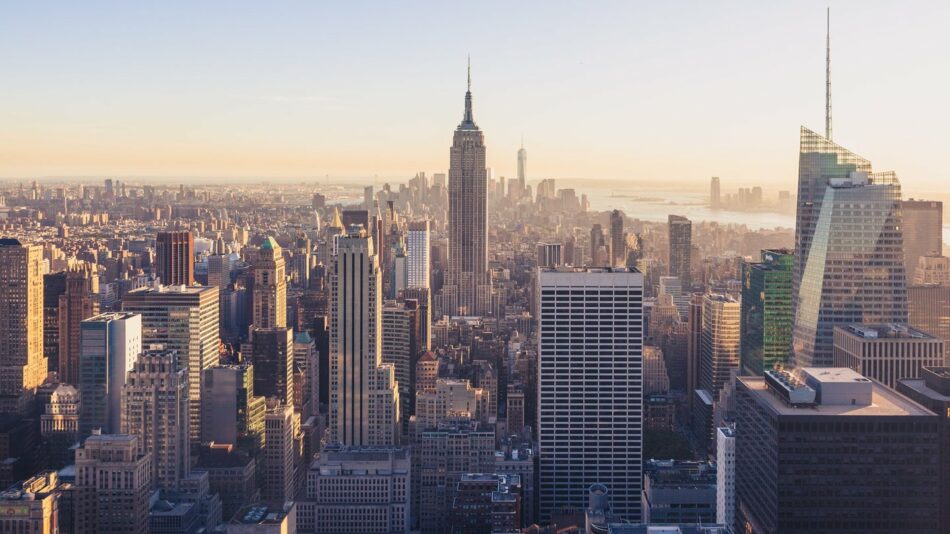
716 427 735 530
700 294 740 399
642 460 717 525
902 199 943 283
414 378 487 437
446 61 491 316
792 128 907 367
123 284 219 442
74 434 152 534
253 237 287 329
329 228 400 447
57 267 100 385
668 215 692 288
740 249 794 375
450 473 522 534
294 331 318 416
201 363 265 452
687 293 704 413
79 312 142 436
402 287 431 352
589 224 607 266
194 443 259 522
0 471 63 534
406 220 431 290
156 230 195 286
382 300 418 436
710 176 721 209
609 209 625 267
833 324 944 389
40 384 81 468
908 272 950 361
262 401 295 503
736 368 939 533
536 243 562 269
538 267 644 522
43 271 67 374
207 253 231 290
122 347 190 491
517 142 527 197
250 327 295 406
298 445 410 534
0 238 46 413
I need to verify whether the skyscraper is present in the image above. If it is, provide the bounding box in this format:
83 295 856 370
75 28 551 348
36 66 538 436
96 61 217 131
406 220 431 289
207 253 231 290
0 238 46 413
250 327 295 406
262 400 295 503
78 312 142 436
200 363 265 452
832 324 944 389
609 209 625 267
58 267 100 385
538 267 644 522
908 262 950 360
156 230 195 286
791 128 907 367
329 228 400 447
668 215 692 288
740 249 794 375
122 347 190 491
902 199 943 283
382 300 417 436
700 294 740 399
253 236 287 329
517 140 527 198
710 176 721 209
446 60 491 316
74 434 152 534
122 284 220 442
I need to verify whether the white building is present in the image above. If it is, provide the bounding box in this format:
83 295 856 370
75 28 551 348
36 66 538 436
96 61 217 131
538 267 644 522
716 427 736 531
407 220 431 289
262 401 295 503
79 312 142 436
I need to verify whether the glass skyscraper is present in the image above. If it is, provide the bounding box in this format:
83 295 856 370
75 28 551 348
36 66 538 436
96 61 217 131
792 127 907 367
741 249 794 375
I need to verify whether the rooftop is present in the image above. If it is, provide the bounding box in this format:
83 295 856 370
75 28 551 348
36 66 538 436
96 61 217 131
837 323 938 340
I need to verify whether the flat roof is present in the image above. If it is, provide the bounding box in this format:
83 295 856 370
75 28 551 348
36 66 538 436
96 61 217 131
898 378 950 402
738 376 934 417
836 323 939 340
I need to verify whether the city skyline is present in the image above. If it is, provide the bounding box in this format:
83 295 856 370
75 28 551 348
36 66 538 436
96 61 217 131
3 2 950 191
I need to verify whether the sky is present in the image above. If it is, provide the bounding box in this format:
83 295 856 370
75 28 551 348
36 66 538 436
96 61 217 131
1 1 948 192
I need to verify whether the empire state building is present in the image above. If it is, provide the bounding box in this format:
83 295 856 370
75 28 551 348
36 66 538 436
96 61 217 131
446 62 491 316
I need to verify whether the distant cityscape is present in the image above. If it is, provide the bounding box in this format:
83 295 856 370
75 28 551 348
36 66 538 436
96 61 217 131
3 6 950 534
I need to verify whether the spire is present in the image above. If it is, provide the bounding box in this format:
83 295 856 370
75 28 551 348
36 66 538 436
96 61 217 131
461 55 476 128
825 7 832 140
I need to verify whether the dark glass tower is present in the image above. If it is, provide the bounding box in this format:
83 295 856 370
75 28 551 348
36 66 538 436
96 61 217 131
740 249 793 375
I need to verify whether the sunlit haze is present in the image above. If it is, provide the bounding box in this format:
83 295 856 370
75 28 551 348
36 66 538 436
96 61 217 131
2 1 949 194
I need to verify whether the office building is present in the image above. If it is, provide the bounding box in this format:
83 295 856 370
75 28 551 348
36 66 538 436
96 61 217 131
700 294 740 399
123 284 220 442
897 367 950 533
909 282 950 363
40 384 81 468
740 249 794 375
195 443 259 523
710 176 721 209
382 300 418 436
610 209 625 267
407 220 431 289
506 384 525 436
668 215 692 288
642 460 717 525
450 473 522 534
294 331 318 415
687 294 703 412
414 378 487 437
912 254 950 285
58 267 100 385
228 503 296 533
122 347 190 491
446 62 491 316
156 230 195 286
253 237 287 329
402 287 431 351
201 363 265 452
902 200 943 283
207 253 231 290
517 142 527 197
0 238 46 413
301 445 410 534
735 367 939 533
0 470 62 534
833 324 945 389
329 229 400 447
250 327 295 406
43 271 67 374
78 312 142 436
262 401 295 503
538 267 644 522
792 128 907 367
537 242 562 269
74 434 152 534
716 427 735 530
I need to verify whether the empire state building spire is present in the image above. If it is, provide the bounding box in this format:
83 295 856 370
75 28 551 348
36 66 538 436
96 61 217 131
460 56 477 130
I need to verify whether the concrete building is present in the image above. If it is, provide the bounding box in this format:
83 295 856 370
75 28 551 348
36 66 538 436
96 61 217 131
537 242 563 269
833 324 945 389
201 363 265 452
227 502 296 534
406 220 431 290
252 237 287 329
450 473 522 534
902 199 943 283
0 470 63 534
262 401 295 504
538 268 644 522
123 284 220 442
908 258 950 361
57 267 100 385
40 384 81 468
156 230 195 286
735 367 939 533
207 253 231 290
0 238 46 413
78 312 142 436
194 443 259 523
74 433 152 534
122 347 190 491
299 445 410 534
715 427 735 530
642 460 717 525
329 228 400 447
413 378 486 438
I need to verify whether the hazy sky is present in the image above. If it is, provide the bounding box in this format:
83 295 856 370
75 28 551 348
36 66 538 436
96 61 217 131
2 1 948 192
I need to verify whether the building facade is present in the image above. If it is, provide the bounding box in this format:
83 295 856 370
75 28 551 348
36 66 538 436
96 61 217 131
740 249 793 375
0 238 46 413
156 230 195 286
79 312 142 436
832 324 945 389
